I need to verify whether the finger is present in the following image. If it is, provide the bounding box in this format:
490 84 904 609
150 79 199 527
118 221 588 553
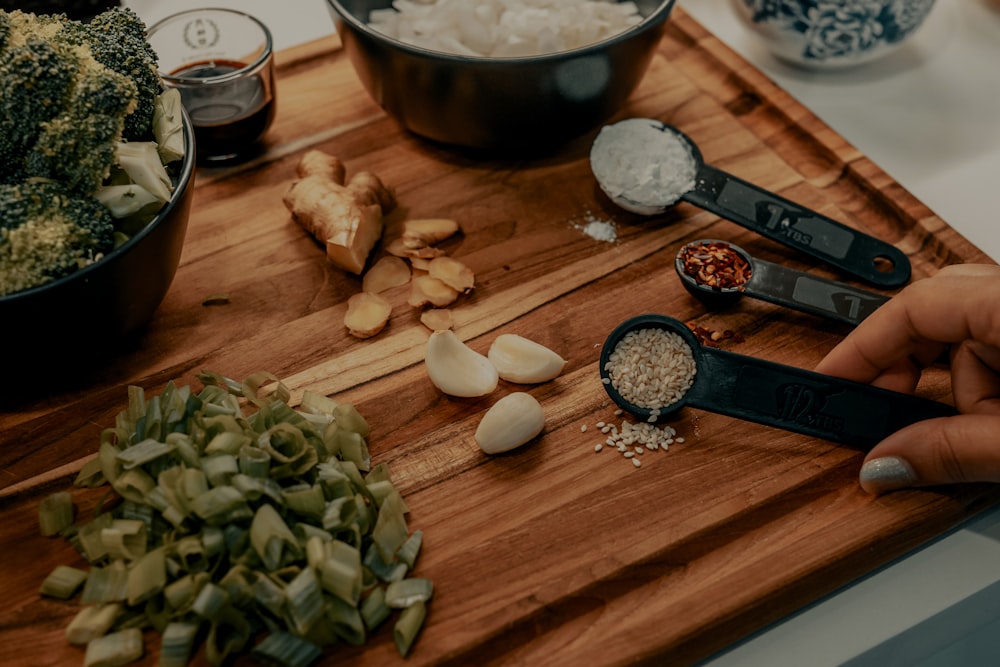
952 341 1000 414
817 266 1000 385
857 414 1000 494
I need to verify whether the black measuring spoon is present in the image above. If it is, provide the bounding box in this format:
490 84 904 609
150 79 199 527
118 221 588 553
599 314 956 449
675 239 889 326
590 118 911 288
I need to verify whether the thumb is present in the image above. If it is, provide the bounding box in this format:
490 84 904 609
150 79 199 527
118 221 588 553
858 414 1000 494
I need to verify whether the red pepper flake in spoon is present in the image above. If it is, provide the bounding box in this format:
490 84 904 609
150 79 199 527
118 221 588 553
678 241 752 290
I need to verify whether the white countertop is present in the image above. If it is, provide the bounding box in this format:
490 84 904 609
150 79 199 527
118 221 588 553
128 1 1000 663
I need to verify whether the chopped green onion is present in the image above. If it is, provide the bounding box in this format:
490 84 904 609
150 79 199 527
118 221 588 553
126 547 166 605
251 631 323 667
81 559 129 605
115 437 176 469
396 530 423 569
201 453 239 487
217 564 254 608
76 512 114 563
238 445 271 478
318 540 362 605
334 429 370 472
160 622 200 667
363 542 407 584
252 571 286 617
44 372 433 663
166 432 201 469
250 503 301 571
205 431 252 456
385 578 434 608
283 484 325 521
84 627 144 667
74 456 106 488
162 572 209 612
40 564 88 599
38 491 75 536
372 492 408 562
189 486 252 525
299 390 339 416
360 586 391 630
258 423 318 479
173 535 210 574
334 403 370 438
242 371 288 407
66 603 123 645
111 468 155 505
393 599 426 658
231 474 284 505
205 607 251 667
325 595 365 646
98 442 124 486
101 519 148 561
284 567 325 636
192 582 230 618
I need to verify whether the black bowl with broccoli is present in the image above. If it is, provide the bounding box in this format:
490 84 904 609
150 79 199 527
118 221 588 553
0 8 196 369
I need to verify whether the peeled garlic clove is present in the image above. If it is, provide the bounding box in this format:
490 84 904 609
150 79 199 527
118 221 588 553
475 392 545 454
487 334 567 384
425 330 498 397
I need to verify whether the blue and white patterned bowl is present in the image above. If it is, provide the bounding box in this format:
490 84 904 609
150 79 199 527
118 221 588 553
732 0 937 69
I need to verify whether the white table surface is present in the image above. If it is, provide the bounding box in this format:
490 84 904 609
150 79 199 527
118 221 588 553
128 1 1000 663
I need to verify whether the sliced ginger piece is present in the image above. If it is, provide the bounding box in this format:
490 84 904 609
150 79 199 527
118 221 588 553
428 256 475 294
408 275 459 308
386 237 445 260
409 256 432 272
362 256 411 293
284 150 395 275
344 292 392 338
402 218 460 247
420 308 454 331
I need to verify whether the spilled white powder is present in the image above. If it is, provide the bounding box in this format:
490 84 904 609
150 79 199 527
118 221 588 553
589 117 699 215
582 219 617 242
573 211 617 242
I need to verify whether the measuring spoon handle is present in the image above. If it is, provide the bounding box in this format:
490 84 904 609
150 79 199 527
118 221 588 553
746 258 890 326
685 348 956 449
683 164 911 288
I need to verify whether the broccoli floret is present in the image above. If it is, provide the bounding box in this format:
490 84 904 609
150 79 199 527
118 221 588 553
0 9 145 191
0 181 115 296
0 37 79 183
25 66 138 192
83 8 160 141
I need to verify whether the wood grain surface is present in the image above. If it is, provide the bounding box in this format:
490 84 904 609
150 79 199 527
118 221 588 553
2 9 997 666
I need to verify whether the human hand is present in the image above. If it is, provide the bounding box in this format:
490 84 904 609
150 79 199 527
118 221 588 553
815 264 1000 494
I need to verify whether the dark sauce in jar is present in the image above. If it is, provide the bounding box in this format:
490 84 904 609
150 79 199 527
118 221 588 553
170 58 275 161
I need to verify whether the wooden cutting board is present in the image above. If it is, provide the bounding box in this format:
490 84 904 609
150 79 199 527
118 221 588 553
2 8 997 666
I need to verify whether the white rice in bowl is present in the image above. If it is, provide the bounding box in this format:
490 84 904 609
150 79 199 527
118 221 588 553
368 0 644 58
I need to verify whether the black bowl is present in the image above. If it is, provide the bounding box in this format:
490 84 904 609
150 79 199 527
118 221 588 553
0 114 196 365
326 0 678 152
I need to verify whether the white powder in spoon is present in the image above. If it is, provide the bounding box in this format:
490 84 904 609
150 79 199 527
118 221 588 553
589 118 699 215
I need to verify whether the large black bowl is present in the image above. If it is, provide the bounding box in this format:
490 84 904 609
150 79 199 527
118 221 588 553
0 114 196 365
326 0 678 152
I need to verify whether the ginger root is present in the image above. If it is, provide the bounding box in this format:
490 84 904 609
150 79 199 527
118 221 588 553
284 150 396 274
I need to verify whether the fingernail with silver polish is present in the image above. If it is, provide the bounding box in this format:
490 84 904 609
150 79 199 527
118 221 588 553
859 456 918 494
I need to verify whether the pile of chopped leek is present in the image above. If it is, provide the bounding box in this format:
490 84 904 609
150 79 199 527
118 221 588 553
38 371 431 667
